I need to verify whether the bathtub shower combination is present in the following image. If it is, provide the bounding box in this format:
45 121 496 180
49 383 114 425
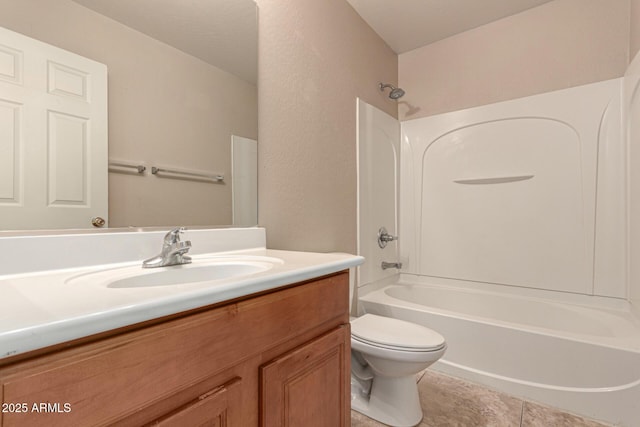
360 280 640 426
356 56 640 426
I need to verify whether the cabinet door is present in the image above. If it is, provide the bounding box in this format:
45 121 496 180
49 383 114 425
260 325 350 427
146 377 240 427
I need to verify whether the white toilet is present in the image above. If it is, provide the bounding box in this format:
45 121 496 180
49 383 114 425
350 313 446 427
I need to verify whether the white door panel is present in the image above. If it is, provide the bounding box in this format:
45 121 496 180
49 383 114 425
0 26 107 230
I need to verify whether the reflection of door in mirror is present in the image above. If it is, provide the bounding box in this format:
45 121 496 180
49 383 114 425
0 26 108 230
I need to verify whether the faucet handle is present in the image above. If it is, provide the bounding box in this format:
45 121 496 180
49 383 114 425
377 227 398 248
164 227 186 245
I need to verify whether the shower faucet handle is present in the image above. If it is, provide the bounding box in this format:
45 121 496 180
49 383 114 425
377 227 398 248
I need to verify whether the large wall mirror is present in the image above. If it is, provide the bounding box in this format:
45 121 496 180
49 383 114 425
0 0 258 232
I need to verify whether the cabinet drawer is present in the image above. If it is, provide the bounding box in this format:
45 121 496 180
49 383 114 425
0 273 348 426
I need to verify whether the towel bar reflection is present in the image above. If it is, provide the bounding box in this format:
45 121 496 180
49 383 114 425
108 160 146 174
151 166 224 183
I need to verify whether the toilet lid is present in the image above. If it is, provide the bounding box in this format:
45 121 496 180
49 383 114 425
351 314 445 351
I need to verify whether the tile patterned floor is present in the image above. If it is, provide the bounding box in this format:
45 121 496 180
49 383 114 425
351 370 611 427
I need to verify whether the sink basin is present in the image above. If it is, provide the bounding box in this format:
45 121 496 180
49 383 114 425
108 262 270 288
66 256 281 289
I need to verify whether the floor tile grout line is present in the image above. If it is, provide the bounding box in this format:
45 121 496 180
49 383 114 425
519 400 525 426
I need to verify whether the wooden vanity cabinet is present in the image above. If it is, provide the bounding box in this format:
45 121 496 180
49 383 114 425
261 326 350 426
0 272 351 427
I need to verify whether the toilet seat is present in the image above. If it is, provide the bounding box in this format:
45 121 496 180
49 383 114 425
352 335 445 352
351 313 445 352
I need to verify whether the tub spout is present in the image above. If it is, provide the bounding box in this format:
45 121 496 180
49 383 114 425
381 261 402 270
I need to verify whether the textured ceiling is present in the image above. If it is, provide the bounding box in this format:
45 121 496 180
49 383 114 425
71 0 257 84
346 0 555 53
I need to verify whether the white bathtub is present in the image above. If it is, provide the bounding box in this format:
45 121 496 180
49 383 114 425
359 279 640 426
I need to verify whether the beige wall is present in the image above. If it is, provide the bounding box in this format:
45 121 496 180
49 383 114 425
0 0 257 228
399 0 630 119
256 0 397 253
632 0 640 60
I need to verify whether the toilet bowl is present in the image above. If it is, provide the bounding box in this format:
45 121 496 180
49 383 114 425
350 313 446 427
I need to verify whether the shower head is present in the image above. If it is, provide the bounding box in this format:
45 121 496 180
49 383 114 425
379 83 405 100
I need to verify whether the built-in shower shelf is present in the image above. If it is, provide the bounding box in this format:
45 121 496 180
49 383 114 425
453 175 534 185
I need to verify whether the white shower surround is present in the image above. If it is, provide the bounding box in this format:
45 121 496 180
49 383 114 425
400 78 626 298
356 55 640 426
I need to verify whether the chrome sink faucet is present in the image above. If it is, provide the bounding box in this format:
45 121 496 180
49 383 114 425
142 227 192 268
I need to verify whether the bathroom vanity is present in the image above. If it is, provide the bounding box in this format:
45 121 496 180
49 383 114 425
0 228 362 426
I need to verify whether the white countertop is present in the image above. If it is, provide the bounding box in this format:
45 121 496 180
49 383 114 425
0 247 363 360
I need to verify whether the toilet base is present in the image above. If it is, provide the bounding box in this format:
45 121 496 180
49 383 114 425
351 373 423 427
